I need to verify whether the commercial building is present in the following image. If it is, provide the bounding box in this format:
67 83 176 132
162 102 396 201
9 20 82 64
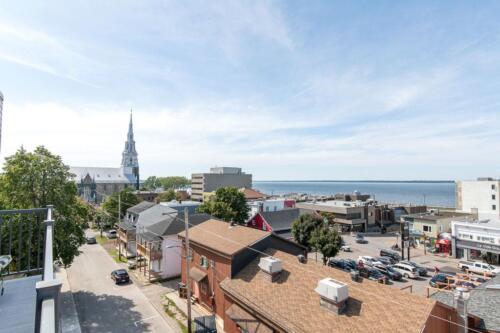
191 167 252 201
451 219 500 264
401 210 474 240
456 177 500 220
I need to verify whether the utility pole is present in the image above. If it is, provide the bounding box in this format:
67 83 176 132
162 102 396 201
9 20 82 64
184 207 192 333
118 193 121 225
118 193 121 261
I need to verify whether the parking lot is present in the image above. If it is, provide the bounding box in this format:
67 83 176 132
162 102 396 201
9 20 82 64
321 233 462 296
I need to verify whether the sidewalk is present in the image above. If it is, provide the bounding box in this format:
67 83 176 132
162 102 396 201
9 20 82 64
56 267 82 333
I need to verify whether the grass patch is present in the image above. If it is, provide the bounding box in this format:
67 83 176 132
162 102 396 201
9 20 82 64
96 236 127 263
163 296 191 333
95 235 108 245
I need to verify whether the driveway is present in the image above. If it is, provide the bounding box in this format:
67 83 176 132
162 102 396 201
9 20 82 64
66 242 178 333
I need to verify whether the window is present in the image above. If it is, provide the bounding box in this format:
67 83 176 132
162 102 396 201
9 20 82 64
478 236 495 244
492 184 496 190
188 248 193 262
493 205 497 211
493 194 496 200
423 225 432 232
459 233 473 240
200 256 208 268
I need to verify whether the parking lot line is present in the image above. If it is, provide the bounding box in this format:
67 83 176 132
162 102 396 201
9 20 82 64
134 314 159 327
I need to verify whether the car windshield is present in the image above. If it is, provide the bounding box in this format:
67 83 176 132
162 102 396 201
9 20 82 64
116 270 127 275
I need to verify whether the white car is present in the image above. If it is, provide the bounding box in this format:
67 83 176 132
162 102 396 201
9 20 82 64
340 245 351 252
357 256 382 267
106 229 117 239
392 263 419 279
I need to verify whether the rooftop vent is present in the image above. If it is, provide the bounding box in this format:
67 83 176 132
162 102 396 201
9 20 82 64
258 257 282 282
315 278 349 315
297 254 306 264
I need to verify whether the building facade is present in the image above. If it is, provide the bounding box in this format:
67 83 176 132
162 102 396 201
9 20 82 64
70 113 141 203
451 220 500 264
456 178 500 220
191 167 252 201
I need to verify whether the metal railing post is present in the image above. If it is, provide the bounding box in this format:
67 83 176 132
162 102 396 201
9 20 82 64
34 205 62 333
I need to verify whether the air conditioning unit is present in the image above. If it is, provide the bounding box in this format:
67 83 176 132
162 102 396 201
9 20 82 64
315 278 349 304
258 257 282 274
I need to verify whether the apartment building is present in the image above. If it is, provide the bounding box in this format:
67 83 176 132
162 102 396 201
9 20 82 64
191 167 252 201
456 177 500 219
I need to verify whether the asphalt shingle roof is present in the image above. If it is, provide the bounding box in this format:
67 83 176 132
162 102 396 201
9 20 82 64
127 201 156 214
260 208 301 232
220 249 435 333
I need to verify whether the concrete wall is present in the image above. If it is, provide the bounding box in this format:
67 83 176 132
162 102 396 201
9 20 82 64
457 180 500 219
161 236 182 278
191 173 252 201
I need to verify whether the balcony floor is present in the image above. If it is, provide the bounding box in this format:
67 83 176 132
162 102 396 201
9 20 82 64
0 275 41 333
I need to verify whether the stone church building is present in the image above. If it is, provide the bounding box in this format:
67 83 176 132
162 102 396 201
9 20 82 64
70 113 141 203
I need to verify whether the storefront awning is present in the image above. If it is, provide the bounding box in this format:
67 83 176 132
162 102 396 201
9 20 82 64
189 267 207 282
226 304 273 333
436 239 450 245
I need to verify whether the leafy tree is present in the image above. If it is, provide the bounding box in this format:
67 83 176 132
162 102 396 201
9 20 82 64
291 213 324 248
143 176 162 190
157 189 181 202
197 187 249 224
0 146 88 267
310 226 343 265
158 176 190 189
101 188 141 224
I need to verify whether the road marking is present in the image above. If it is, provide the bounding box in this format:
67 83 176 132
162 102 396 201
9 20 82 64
134 314 158 327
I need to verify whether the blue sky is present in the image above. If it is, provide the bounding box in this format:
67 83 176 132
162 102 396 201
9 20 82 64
1 1 500 180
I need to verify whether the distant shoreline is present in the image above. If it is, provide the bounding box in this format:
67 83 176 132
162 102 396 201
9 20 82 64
253 180 454 184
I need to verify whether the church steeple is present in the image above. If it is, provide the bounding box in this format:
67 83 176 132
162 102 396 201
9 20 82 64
121 110 139 174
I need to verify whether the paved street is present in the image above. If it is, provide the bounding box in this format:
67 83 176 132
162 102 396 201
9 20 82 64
66 241 177 333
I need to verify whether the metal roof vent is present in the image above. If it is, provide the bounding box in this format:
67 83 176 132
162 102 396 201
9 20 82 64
297 254 306 264
315 278 349 315
258 257 282 282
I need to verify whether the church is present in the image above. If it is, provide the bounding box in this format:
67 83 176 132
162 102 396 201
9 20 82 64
70 113 141 203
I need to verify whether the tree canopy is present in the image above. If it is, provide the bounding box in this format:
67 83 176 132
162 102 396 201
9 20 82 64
157 189 181 202
143 176 190 190
0 146 88 267
310 226 343 265
291 213 325 248
101 187 141 224
197 187 249 224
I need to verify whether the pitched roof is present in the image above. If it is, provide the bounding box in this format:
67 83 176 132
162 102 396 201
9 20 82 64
69 166 136 184
220 249 435 333
260 208 301 231
431 274 500 331
178 219 270 256
239 188 267 200
127 201 156 214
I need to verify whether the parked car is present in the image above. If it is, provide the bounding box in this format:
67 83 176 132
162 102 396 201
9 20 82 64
340 245 352 252
106 229 117 239
376 256 396 266
357 256 383 267
379 249 402 262
373 264 403 281
429 273 455 288
111 269 130 284
128 257 146 270
400 260 428 276
355 234 367 244
392 263 418 279
358 266 389 284
458 260 500 276
86 236 97 244
329 258 356 272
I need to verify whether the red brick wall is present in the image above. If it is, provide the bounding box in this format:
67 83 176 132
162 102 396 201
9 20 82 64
180 241 232 319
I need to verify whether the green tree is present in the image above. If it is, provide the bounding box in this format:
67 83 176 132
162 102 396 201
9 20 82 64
143 176 162 190
158 176 190 189
197 187 249 224
157 189 179 202
0 146 88 267
101 188 141 224
291 213 324 248
310 226 343 265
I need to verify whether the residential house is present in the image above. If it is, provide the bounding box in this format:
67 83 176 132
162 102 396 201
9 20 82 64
247 208 317 240
248 199 296 217
220 248 443 333
135 204 211 281
118 201 156 258
160 200 201 215
178 219 306 327
134 190 159 202
239 187 267 201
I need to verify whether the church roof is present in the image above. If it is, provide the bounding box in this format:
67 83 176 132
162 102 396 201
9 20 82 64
69 166 136 184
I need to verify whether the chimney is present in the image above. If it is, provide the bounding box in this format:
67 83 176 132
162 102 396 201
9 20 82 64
258 257 282 282
315 278 349 315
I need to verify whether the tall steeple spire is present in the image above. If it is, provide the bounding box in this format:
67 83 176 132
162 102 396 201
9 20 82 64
121 111 139 174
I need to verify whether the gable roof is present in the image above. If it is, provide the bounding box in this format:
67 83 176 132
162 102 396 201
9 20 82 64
69 166 136 184
127 201 156 214
431 274 500 331
239 188 267 200
178 219 270 256
260 208 301 231
220 249 435 333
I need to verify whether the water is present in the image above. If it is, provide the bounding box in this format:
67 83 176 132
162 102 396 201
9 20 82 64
253 181 455 207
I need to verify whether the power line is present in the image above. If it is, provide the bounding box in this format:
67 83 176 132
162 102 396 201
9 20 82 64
94 193 482 333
